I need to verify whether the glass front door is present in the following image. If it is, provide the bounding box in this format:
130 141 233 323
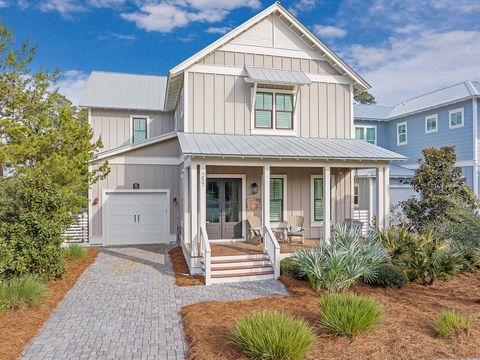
206 178 242 239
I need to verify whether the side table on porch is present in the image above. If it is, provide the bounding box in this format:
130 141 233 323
272 224 288 243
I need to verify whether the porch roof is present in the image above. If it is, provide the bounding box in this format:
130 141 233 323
178 132 407 161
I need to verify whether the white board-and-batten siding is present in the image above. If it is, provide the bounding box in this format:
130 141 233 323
90 108 175 152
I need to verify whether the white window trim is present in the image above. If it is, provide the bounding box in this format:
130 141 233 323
397 121 407 146
130 115 151 144
449 107 464 129
269 175 287 226
250 87 298 136
425 114 438 133
355 125 377 145
310 174 335 227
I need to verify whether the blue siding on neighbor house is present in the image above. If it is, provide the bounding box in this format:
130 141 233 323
384 100 474 164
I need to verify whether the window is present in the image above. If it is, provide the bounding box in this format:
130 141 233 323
270 177 285 222
397 122 407 145
255 92 273 128
275 93 293 129
132 117 147 143
313 177 324 222
354 182 359 207
449 108 464 129
355 126 376 145
425 114 438 133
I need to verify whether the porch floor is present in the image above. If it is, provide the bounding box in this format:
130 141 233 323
210 239 320 257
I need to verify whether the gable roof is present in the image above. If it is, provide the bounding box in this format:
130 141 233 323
79 71 168 111
354 81 480 121
164 2 369 111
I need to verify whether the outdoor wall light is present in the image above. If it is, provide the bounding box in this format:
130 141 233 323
92 197 99 205
251 182 258 194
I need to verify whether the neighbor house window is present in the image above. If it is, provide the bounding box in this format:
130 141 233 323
132 117 147 143
355 126 376 145
449 108 464 129
255 92 273 128
270 177 285 222
397 122 407 145
275 93 293 129
312 177 324 222
425 114 438 133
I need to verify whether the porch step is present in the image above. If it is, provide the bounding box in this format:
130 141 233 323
210 258 272 267
210 253 269 262
210 264 274 275
209 270 275 284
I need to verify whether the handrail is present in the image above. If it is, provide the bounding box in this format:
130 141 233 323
199 226 212 285
264 224 281 279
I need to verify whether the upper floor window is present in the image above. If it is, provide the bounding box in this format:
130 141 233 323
397 122 407 145
255 91 293 130
425 114 438 133
355 126 376 145
449 108 464 129
132 117 147 143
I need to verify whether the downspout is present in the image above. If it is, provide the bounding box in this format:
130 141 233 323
473 96 478 197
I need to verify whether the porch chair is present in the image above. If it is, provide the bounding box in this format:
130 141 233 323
247 216 262 244
286 215 305 244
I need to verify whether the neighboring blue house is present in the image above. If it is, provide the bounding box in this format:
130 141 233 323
353 81 480 222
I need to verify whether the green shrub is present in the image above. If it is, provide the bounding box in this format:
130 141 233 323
433 310 473 338
319 293 383 338
367 264 408 289
0 276 48 313
280 257 306 280
64 244 86 261
291 224 389 292
232 311 315 360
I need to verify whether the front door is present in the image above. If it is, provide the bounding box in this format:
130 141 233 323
206 178 242 239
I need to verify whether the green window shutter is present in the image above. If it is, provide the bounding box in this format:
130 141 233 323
366 128 376 144
355 127 364 140
313 178 324 221
270 178 284 222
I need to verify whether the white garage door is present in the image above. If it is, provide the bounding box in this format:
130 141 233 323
106 191 169 245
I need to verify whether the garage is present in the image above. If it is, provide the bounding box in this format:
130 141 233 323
104 190 170 246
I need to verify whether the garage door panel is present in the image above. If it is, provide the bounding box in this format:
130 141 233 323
106 192 169 245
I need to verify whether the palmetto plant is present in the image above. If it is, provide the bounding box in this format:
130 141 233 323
291 224 389 292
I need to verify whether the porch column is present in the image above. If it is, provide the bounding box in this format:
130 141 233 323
190 164 198 257
323 165 331 243
376 166 385 229
199 163 206 236
262 164 270 251
383 165 390 228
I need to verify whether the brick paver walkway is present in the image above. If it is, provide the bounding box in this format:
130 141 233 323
20 245 288 360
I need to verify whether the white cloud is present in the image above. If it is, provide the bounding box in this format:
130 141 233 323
205 26 231 34
99 32 136 40
313 25 347 39
349 30 480 104
0 1 8 8
88 0 125 7
56 70 89 105
289 0 316 16
121 1 260 33
38 0 87 15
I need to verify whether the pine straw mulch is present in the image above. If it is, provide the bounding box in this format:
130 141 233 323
181 273 480 360
0 249 98 360
169 246 204 286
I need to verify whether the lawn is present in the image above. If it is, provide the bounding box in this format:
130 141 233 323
0 248 98 360
181 273 480 360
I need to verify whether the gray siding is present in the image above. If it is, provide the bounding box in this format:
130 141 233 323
90 108 175 152
187 72 352 138
206 166 353 239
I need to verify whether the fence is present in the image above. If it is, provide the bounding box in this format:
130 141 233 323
63 211 88 243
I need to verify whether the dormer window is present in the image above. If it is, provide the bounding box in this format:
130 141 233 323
255 92 273 128
132 116 148 143
275 93 293 129
254 90 294 130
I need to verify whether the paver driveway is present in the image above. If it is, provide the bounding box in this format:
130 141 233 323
20 245 288 360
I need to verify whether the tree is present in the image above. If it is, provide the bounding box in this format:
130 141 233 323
0 22 109 279
401 146 476 230
354 91 376 105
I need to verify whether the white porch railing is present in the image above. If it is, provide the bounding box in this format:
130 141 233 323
264 225 280 279
199 226 212 285
62 211 88 243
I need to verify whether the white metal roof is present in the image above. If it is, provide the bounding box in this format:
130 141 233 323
354 81 480 121
356 164 414 178
79 71 168 111
178 133 406 161
245 66 311 86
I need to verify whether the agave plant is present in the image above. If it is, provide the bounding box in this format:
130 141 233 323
291 224 389 292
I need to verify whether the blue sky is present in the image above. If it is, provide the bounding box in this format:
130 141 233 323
2 0 480 105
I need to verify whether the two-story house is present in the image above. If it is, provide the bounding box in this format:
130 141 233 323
353 81 480 222
80 3 404 284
